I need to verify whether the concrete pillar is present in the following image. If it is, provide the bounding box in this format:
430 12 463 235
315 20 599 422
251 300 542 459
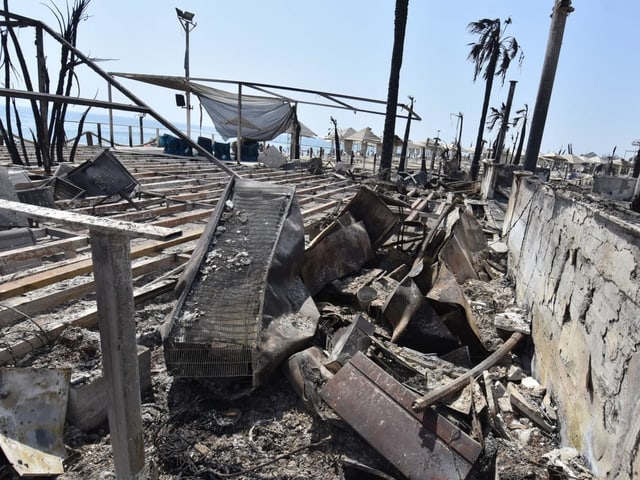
481 160 499 200
502 170 534 239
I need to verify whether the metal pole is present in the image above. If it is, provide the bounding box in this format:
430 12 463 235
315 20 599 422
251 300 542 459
430 130 440 171
398 96 414 172
185 26 191 138
455 112 463 168
237 83 242 163
177 9 196 139
108 83 114 147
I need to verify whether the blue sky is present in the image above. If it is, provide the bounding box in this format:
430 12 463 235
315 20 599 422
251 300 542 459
9 1 640 158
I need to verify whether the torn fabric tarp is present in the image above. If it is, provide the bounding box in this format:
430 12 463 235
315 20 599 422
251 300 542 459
198 91 294 141
113 73 295 141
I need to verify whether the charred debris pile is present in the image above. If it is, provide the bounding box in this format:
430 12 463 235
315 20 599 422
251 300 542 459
0 154 595 479
155 168 591 479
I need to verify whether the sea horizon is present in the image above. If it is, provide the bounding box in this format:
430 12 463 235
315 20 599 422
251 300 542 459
7 104 331 154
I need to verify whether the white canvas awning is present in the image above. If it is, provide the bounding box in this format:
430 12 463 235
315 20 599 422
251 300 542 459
112 73 295 141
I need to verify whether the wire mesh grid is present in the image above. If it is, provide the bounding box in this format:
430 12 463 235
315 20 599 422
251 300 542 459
165 185 291 378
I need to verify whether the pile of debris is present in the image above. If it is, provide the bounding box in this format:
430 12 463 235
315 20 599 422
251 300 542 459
151 176 593 479
0 154 595 479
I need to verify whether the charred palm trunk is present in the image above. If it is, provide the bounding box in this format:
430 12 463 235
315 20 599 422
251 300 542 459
34 26 50 169
470 50 498 180
493 80 517 163
513 117 527 165
11 99 29 164
380 0 409 176
48 37 71 163
523 0 573 172
331 117 340 163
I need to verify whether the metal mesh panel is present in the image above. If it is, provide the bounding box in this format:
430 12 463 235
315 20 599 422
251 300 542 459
165 184 291 378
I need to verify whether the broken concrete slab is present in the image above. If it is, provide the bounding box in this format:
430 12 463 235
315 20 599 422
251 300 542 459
503 175 640 475
507 383 555 434
494 307 531 335
0 167 29 227
592 175 637 201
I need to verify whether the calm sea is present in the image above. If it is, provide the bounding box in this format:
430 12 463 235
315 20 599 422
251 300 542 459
8 105 329 153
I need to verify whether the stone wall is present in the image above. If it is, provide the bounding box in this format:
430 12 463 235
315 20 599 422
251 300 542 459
592 175 639 201
503 174 640 479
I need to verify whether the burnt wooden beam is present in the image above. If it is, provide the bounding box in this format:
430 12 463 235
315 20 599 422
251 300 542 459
0 199 181 240
0 277 176 366
0 227 203 300
0 253 186 328
0 235 88 267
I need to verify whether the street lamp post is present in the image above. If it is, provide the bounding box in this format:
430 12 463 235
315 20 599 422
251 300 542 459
176 8 196 138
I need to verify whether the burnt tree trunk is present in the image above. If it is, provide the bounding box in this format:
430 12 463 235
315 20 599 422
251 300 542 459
470 49 498 180
380 0 409 176
523 0 574 172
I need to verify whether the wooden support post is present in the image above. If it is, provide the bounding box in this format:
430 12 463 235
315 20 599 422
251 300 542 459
90 231 146 479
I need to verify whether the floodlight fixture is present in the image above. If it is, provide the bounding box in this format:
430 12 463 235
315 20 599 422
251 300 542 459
175 8 195 23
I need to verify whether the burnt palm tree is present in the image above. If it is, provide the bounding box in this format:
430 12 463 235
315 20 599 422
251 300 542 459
47 0 92 169
630 139 640 178
380 0 409 177
512 104 528 164
486 102 508 160
467 17 522 180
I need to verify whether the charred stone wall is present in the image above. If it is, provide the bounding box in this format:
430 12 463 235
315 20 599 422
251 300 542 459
503 173 640 479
